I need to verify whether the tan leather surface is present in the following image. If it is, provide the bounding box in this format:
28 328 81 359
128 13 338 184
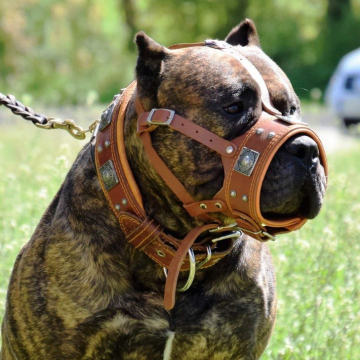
138 110 237 157
94 40 329 309
95 84 232 285
164 224 219 310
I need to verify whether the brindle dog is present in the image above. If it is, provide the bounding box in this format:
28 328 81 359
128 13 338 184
1 19 326 360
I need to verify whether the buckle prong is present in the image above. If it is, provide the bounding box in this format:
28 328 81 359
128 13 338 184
211 231 242 243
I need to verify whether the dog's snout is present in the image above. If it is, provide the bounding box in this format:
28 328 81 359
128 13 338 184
284 135 319 166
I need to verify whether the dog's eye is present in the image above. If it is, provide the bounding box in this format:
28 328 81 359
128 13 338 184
290 106 297 115
223 102 244 115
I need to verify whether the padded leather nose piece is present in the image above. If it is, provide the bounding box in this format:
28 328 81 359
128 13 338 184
284 135 319 166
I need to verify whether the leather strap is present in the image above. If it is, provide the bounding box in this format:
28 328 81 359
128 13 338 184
164 224 218 310
95 82 235 309
95 39 328 310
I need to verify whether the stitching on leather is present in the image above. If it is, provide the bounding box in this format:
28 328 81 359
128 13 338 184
95 140 117 214
112 87 143 218
135 224 161 249
249 125 289 220
110 112 142 219
224 116 267 209
128 219 154 243
119 215 140 234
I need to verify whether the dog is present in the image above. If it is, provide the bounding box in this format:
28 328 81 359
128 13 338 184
1 19 326 360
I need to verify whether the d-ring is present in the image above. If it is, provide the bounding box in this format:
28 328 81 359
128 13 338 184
195 245 212 270
163 248 196 292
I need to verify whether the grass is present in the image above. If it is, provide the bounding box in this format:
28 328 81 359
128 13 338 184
1 117 360 359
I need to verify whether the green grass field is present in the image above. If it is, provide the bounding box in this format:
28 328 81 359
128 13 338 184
0 120 360 359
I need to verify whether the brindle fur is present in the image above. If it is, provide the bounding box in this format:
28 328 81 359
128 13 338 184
1 19 326 359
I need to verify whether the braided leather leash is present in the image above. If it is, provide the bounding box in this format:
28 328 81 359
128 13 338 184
0 92 99 140
0 92 47 125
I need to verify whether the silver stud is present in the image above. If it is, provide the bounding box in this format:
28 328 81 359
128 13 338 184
226 146 234 154
230 190 237 198
115 204 121 211
122 198 128 206
156 250 166 258
215 203 222 209
105 140 111 148
200 203 207 210
267 132 275 139
256 128 264 135
97 145 103 153
242 194 248 202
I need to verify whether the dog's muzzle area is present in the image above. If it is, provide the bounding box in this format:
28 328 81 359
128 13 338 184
260 134 326 219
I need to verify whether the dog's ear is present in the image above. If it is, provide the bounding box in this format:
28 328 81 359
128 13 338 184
135 31 169 109
225 19 260 47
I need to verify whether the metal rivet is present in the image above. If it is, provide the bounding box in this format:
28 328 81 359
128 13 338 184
256 128 264 135
242 194 248 202
226 146 234 154
122 198 128 206
156 250 166 258
115 204 121 211
105 140 111 148
230 190 237 198
215 203 222 209
200 203 207 210
267 132 275 139
97 145 103 153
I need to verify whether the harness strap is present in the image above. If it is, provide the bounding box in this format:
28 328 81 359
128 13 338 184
95 40 328 309
95 82 235 309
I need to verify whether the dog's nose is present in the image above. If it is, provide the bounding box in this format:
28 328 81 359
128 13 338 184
284 135 319 167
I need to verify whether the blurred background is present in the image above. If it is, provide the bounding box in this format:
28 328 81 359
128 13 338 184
1 1 360 359
0 0 360 105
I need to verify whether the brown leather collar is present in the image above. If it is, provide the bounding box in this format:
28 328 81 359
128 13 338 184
95 81 235 310
94 41 328 310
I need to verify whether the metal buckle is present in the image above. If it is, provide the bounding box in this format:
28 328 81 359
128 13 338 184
211 231 242 243
147 109 175 126
235 226 277 241
209 223 238 233
163 248 196 292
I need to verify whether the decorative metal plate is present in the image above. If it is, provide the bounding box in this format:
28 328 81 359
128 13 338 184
99 102 115 132
99 160 119 190
234 147 260 177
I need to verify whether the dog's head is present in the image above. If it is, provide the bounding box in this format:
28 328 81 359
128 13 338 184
126 19 326 235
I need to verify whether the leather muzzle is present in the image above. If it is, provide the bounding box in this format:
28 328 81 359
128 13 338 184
137 104 327 241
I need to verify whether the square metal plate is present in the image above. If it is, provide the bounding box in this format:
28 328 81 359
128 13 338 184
99 160 119 191
99 102 115 132
234 147 260 177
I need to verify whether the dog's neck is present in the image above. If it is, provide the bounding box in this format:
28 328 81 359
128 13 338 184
123 97 202 238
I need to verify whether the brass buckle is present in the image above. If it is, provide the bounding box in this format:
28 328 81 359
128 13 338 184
235 226 277 241
211 231 242 243
209 223 242 243
147 109 175 126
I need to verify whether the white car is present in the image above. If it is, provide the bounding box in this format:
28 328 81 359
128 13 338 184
325 48 360 127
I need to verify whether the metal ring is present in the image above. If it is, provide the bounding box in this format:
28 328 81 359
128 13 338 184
163 248 196 293
195 245 212 270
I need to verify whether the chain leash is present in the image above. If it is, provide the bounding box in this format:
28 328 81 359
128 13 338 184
0 92 99 140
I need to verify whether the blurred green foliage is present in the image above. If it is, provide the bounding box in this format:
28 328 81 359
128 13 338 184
0 0 360 105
